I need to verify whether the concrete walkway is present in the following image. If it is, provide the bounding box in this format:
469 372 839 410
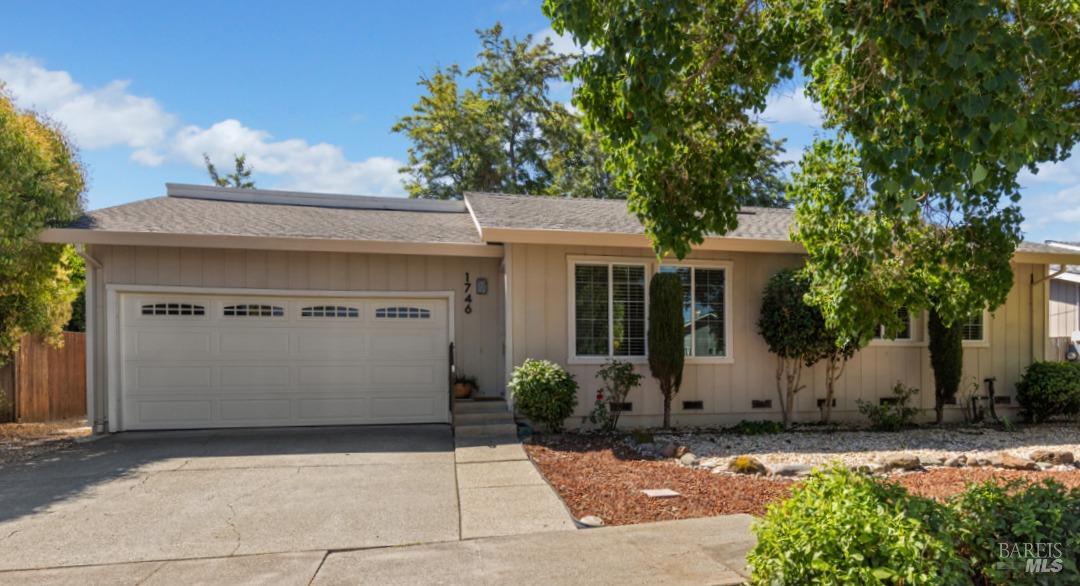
0 516 756 585
455 433 577 539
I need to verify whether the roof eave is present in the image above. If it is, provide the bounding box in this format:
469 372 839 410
39 228 504 258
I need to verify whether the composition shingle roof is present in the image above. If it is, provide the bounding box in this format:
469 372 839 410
69 195 483 244
464 191 794 240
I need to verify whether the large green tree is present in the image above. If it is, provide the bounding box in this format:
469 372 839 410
545 0 1079 346
0 88 85 360
393 24 620 199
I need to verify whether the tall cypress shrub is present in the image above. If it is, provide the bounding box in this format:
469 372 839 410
647 272 684 428
928 308 963 424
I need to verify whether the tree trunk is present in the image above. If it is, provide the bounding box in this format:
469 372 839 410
822 358 836 424
934 391 945 424
775 356 788 427
662 388 672 429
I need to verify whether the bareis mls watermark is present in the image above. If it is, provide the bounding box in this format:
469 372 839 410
997 542 1066 574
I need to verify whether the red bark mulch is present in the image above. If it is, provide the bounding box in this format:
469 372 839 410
525 434 1080 526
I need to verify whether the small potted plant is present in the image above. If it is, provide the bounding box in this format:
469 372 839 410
453 374 478 399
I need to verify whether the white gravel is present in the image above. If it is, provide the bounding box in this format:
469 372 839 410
652 423 1080 469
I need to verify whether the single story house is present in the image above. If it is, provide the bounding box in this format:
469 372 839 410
1047 240 1080 360
42 183 1080 432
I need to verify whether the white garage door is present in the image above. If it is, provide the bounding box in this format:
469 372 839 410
117 293 450 430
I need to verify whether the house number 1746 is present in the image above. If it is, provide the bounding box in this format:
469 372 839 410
463 272 473 314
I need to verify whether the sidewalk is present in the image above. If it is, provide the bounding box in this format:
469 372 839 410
0 515 756 585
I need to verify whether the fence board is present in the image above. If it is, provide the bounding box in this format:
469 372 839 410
13 333 86 422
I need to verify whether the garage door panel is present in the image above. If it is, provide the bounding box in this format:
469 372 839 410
295 332 367 357
219 332 291 356
298 397 370 419
371 396 440 419
219 399 292 421
127 331 213 360
219 365 292 388
137 400 213 424
370 364 438 386
135 365 213 389
120 293 450 430
297 365 368 386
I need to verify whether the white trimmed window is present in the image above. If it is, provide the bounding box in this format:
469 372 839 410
874 307 913 341
961 312 988 344
659 264 731 359
571 261 647 359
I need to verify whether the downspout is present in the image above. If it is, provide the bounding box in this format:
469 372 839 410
1031 265 1068 364
75 245 106 433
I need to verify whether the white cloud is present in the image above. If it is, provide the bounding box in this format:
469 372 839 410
0 54 406 197
170 119 406 196
760 86 823 127
1020 149 1080 186
0 55 175 150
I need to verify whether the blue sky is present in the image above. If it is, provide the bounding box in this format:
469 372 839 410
1 0 1076 242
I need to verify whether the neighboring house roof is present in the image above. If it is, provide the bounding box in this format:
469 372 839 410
38 183 1080 265
464 191 792 241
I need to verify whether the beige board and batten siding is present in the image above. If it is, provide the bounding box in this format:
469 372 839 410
85 245 504 427
506 242 1048 426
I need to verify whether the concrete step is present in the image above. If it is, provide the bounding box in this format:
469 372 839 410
454 423 518 438
453 411 514 426
453 400 508 415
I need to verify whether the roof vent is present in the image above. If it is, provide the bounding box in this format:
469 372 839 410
165 183 466 213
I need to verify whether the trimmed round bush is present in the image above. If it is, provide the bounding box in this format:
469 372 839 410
509 359 578 433
1016 361 1080 423
749 465 966 585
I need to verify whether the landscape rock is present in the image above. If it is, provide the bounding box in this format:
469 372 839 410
998 453 1037 471
1036 462 1054 471
880 455 922 472
769 463 812 477
728 455 767 475
674 445 690 458
1030 450 1074 465
698 458 720 469
926 456 946 466
679 453 698 466
578 515 604 528
659 442 677 459
944 455 967 467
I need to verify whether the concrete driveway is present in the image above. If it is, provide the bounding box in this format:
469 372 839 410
0 426 459 572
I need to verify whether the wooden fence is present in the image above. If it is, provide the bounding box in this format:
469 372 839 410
0 332 86 423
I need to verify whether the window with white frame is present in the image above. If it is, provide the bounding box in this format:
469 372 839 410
572 262 647 358
658 265 729 358
960 312 985 342
874 307 913 340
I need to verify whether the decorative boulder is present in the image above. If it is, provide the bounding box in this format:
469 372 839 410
659 442 677 459
679 452 698 466
728 455 767 475
578 515 604 528
769 463 812 477
674 445 690 458
880 455 922 472
1030 450 1074 466
998 453 1037 471
944 455 967 468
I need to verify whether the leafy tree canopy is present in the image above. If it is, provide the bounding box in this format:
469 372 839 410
545 0 1080 330
0 88 85 359
393 24 620 199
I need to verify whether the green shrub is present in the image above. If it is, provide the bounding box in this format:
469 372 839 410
951 479 1080 583
749 465 966 585
509 359 578 433
727 419 785 435
585 359 642 432
857 382 920 431
1016 361 1080 423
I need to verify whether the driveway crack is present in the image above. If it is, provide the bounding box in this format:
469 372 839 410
224 503 242 556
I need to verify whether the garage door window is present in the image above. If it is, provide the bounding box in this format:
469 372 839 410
141 303 205 316
223 304 284 317
300 305 359 318
375 306 431 319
